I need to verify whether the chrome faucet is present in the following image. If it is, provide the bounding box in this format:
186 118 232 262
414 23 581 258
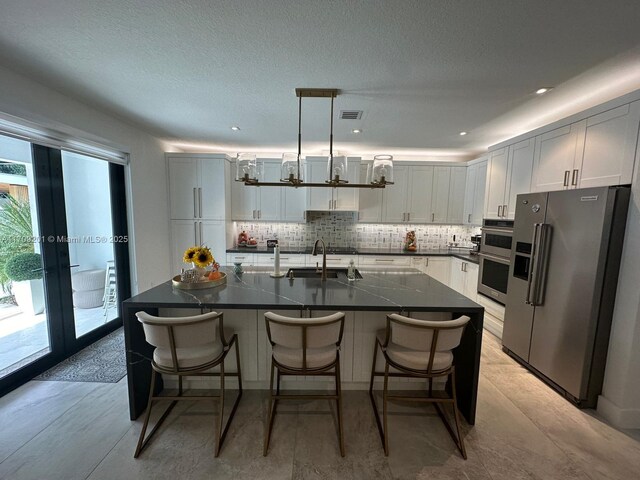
312 238 327 281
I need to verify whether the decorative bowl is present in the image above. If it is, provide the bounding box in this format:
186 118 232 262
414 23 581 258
172 272 227 290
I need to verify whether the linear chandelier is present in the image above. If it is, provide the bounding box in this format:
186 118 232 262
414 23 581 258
236 88 394 189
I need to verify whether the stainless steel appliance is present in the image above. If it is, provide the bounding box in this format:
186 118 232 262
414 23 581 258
480 219 514 257
502 186 630 407
477 219 513 305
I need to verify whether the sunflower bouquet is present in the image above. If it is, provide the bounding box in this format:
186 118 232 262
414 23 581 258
183 246 215 268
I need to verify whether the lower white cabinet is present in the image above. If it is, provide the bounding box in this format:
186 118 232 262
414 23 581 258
449 257 478 301
170 220 226 274
359 256 411 267
424 257 451 285
226 253 256 266
256 254 305 267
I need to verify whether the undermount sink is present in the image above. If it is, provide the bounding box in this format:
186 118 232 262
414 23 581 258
285 267 362 279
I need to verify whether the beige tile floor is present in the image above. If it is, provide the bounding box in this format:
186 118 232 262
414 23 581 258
0 331 638 480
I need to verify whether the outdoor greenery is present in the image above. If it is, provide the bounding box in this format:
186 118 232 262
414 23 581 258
0 163 27 176
0 195 35 290
5 253 43 282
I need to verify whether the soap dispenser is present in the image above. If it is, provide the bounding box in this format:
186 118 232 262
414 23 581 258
347 259 356 281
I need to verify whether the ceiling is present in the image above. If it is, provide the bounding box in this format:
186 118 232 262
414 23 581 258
1 0 639 160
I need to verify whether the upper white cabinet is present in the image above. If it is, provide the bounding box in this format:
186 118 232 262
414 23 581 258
531 123 584 192
168 156 228 220
528 101 640 194
231 160 305 221
464 159 487 225
447 166 467 224
576 102 640 188
380 165 465 224
484 139 534 219
306 157 359 211
358 163 383 222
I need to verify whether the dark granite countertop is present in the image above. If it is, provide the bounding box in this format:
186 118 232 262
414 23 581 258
124 266 482 313
226 247 479 264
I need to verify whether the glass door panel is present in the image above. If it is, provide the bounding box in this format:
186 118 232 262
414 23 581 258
0 135 52 378
60 151 119 339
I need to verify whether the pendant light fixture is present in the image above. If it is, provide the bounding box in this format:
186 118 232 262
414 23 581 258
239 88 392 189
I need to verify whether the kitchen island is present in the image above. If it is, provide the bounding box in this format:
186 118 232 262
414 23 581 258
122 266 484 423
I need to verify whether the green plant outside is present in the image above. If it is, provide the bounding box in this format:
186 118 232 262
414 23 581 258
5 252 43 282
0 195 35 290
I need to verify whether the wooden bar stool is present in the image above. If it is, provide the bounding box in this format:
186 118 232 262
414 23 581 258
263 311 346 457
134 310 242 458
369 313 470 457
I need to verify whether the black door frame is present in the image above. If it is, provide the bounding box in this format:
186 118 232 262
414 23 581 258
0 144 131 396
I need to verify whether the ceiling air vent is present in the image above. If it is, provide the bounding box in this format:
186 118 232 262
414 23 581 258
340 110 363 120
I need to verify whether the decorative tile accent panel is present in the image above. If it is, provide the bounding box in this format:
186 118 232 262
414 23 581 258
235 212 481 250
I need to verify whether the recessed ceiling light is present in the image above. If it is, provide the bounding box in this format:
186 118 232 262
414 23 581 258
352 129 362 134
459 131 467 136
535 88 552 95
231 126 241 131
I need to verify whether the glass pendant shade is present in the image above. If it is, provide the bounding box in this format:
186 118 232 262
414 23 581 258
281 152 304 183
327 155 348 183
371 154 394 184
236 153 258 181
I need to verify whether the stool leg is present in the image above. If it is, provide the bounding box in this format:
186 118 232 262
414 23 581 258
382 363 390 456
335 358 345 457
263 360 276 456
215 361 225 457
451 369 467 459
134 369 157 458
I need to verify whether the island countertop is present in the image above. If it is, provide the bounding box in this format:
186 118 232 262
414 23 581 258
124 266 483 313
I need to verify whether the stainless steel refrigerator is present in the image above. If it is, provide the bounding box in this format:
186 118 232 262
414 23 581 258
502 186 630 407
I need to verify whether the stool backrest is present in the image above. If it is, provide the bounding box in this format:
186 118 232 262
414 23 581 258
136 311 226 371
264 312 345 369
384 314 470 371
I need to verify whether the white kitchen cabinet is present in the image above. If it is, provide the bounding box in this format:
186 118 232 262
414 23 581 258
484 147 509 218
464 160 488 225
358 163 383 222
168 156 227 220
256 254 305 266
382 166 409 222
408 166 435 223
424 256 450 285
170 219 226 273
306 157 359 211
531 123 584 192
226 252 256 266
447 166 467 224
576 101 640 188
231 161 305 221
484 139 534 219
359 256 411 267
449 257 478 301
531 102 640 193
431 167 450 223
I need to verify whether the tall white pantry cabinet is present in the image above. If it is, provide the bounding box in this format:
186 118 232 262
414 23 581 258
167 154 231 274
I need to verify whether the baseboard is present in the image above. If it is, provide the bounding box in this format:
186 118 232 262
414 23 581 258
597 395 640 429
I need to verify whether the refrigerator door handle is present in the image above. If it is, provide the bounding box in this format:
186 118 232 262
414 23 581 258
563 170 570 187
531 223 551 306
525 223 540 305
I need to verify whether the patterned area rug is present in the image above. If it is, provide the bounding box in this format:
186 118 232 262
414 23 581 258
35 328 126 383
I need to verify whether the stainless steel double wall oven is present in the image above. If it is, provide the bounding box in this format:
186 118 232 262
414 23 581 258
477 219 514 305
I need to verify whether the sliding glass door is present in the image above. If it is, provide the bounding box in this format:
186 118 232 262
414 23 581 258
0 135 130 395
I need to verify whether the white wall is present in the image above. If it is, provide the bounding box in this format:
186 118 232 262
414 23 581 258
598 140 640 429
0 64 177 294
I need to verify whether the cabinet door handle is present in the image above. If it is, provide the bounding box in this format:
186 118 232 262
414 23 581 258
375 258 395 262
571 169 579 186
198 188 202 218
235 256 246 259
329 199 332 210
407 212 410 222
199 222 203 244
193 188 197 217
258 210 261 219
497 205 502 217
503 204 508 217
425 257 429 267
563 170 570 187
432 213 435 222
194 222 198 244
402 213 405 221
333 199 337 209
468 213 471 223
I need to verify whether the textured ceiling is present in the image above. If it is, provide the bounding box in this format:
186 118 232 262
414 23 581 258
0 0 639 159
